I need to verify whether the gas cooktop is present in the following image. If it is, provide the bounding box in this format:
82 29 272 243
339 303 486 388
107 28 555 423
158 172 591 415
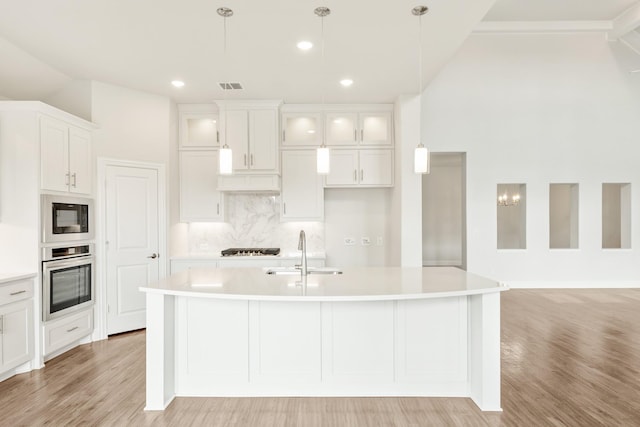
221 248 281 257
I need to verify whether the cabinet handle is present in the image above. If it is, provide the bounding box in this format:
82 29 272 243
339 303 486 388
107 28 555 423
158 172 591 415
250 154 254 166
65 173 70 186
361 129 364 141
67 326 79 333
244 154 247 166
284 203 287 215
354 129 357 141
353 170 357 182
216 131 220 143
217 203 220 215
283 130 286 142
72 173 77 188
360 169 364 181
0 315 3 334
10 290 27 296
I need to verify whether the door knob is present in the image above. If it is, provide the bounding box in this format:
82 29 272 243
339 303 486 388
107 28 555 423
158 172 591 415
147 253 159 259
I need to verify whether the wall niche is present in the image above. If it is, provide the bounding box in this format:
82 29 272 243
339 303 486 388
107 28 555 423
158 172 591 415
602 183 631 249
549 183 579 249
497 183 526 250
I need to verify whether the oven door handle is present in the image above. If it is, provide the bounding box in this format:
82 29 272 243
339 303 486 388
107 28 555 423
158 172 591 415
43 255 94 269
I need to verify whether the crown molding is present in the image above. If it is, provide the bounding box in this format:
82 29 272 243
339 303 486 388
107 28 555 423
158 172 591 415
474 20 612 34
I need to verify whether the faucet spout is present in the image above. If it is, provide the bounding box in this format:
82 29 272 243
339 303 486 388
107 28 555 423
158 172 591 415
297 230 307 276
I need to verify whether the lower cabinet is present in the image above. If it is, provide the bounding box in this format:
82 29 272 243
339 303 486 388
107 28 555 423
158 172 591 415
0 298 33 374
324 149 393 187
43 308 93 357
170 258 325 274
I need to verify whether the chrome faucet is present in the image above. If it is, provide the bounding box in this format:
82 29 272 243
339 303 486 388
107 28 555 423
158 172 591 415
297 229 308 276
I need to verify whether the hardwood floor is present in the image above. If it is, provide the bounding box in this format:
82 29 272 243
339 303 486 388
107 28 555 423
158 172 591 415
1 289 640 426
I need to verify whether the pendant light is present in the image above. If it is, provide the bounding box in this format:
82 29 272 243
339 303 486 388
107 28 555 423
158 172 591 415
218 7 233 175
315 7 331 175
412 6 430 174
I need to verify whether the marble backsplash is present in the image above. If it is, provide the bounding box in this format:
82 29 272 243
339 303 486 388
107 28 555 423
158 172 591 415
187 193 324 256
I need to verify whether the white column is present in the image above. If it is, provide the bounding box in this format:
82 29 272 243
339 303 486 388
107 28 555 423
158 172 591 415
145 292 175 410
469 292 502 411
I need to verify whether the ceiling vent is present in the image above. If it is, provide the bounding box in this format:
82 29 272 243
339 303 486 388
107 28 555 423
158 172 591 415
218 82 244 90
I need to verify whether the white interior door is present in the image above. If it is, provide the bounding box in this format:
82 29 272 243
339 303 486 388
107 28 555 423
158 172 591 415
105 165 160 335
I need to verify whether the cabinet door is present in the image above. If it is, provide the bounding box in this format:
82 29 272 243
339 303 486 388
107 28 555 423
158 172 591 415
249 109 278 171
180 151 224 222
325 113 358 146
68 127 92 194
0 300 32 372
281 150 324 221
180 113 219 148
324 150 359 187
359 112 392 146
40 117 70 192
282 113 322 147
222 110 249 171
359 149 394 187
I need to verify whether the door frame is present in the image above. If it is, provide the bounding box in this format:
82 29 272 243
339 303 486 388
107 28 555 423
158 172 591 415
93 158 167 341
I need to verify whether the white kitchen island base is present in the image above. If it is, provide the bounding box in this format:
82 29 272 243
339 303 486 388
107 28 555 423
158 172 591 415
141 267 506 412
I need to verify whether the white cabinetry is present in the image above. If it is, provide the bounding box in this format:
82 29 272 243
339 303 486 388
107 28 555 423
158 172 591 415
218 102 280 173
281 150 324 221
281 113 323 147
325 111 392 146
180 113 219 148
43 308 93 358
0 278 33 376
179 151 224 222
325 149 393 187
40 116 92 194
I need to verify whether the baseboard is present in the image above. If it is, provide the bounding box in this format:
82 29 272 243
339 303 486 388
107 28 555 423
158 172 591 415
503 280 640 289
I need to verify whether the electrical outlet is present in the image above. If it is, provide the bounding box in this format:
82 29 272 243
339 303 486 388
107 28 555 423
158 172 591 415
376 236 384 246
361 237 371 246
344 237 356 245
198 242 210 250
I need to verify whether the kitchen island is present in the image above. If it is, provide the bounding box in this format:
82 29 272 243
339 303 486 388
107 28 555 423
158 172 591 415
140 267 507 412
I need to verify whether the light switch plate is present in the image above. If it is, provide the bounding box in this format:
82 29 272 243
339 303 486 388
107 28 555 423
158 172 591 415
361 237 371 246
344 237 356 245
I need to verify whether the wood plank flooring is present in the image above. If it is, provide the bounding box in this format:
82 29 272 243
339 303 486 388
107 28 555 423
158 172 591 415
1 289 639 426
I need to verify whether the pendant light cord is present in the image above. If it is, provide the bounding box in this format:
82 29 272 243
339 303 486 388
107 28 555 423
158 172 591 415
320 13 326 148
223 14 228 149
418 13 423 96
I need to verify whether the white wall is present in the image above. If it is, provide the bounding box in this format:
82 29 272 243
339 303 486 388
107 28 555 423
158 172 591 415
0 110 40 272
325 189 391 268
45 80 93 122
422 32 640 287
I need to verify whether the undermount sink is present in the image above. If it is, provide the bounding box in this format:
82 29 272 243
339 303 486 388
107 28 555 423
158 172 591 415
264 267 343 275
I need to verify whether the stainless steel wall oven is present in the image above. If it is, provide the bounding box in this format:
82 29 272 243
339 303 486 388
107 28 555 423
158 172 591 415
42 244 94 321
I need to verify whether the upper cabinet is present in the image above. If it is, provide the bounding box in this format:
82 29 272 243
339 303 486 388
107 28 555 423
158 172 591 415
324 149 394 188
178 104 220 149
40 116 92 195
179 151 225 222
281 113 323 147
326 112 392 146
281 150 324 221
218 101 281 174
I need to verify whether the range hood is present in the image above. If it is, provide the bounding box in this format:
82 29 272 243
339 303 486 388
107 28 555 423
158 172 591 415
217 174 280 193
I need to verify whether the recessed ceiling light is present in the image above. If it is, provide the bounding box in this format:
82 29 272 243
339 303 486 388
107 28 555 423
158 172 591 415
171 80 185 88
307 129 316 134
297 41 313 50
340 79 354 87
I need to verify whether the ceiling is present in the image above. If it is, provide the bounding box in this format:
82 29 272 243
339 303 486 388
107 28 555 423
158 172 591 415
0 0 638 105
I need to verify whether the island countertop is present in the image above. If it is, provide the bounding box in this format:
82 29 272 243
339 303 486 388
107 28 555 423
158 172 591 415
140 266 507 302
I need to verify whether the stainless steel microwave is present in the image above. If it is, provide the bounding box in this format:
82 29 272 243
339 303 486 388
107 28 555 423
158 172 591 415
41 195 94 243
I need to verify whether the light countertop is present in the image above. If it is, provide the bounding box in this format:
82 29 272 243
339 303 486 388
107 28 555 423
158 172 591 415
140 266 507 302
0 272 37 284
171 252 325 261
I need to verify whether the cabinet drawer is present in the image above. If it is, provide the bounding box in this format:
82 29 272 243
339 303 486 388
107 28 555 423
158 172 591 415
0 279 34 306
44 309 93 356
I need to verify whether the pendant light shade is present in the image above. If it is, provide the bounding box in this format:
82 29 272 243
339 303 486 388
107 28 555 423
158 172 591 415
218 7 233 175
412 6 430 175
317 146 330 174
219 145 233 175
414 144 429 174
315 6 331 175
